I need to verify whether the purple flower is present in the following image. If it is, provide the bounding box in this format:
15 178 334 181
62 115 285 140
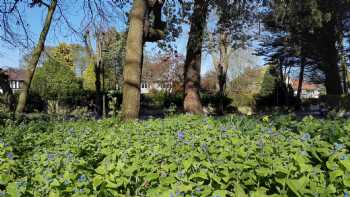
177 131 185 140
6 152 14 160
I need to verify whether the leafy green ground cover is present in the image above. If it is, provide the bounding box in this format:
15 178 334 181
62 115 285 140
0 115 350 197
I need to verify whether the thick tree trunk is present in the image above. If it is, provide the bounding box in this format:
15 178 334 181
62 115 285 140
121 0 147 120
320 21 343 95
16 0 57 114
324 45 343 95
183 0 208 115
296 56 305 100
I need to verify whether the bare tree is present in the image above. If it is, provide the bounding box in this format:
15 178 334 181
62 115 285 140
16 0 58 114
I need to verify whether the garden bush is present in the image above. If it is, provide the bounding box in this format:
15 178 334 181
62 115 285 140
0 115 349 196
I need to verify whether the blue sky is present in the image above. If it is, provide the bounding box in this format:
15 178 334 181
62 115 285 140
0 3 264 75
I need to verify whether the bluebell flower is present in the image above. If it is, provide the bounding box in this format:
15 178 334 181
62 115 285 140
79 189 84 193
300 133 311 141
6 152 14 160
177 131 185 140
176 190 180 196
213 194 221 197
0 191 6 197
344 191 349 197
196 187 201 193
170 192 175 197
78 175 86 182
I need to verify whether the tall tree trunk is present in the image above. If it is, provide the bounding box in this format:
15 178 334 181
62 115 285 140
16 0 57 114
217 65 226 115
324 45 343 95
95 33 103 118
83 31 103 118
121 0 147 120
183 0 208 115
296 56 305 100
341 60 348 94
320 21 343 95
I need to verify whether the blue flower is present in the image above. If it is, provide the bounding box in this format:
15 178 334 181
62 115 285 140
177 131 185 140
196 187 202 193
213 194 221 197
6 152 14 160
78 175 86 182
220 126 228 132
48 153 55 161
344 191 349 197
0 191 6 197
334 143 345 151
170 192 175 197
340 155 349 161
300 133 311 141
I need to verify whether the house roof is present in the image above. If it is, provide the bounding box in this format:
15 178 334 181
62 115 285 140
290 79 320 91
5 68 26 81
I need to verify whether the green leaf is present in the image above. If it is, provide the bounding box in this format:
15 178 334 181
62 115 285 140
0 174 10 185
256 168 271 177
50 179 60 187
95 164 107 175
286 176 308 197
6 182 18 197
340 159 350 171
146 173 159 182
234 184 248 197
160 176 177 186
343 177 350 187
93 176 104 190
190 171 208 180
183 158 193 171
329 170 343 182
213 190 228 196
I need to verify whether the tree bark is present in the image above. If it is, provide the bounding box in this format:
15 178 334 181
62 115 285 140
296 56 305 100
121 0 147 120
319 21 343 95
324 43 343 95
183 0 208 115
16 0 57 114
